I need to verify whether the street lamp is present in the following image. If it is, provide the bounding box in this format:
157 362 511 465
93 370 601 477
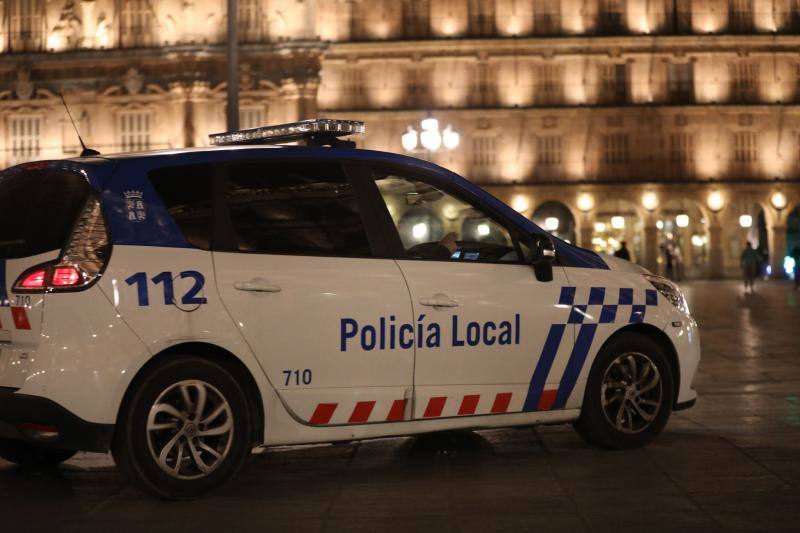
641 191 659 212
706 190 725 213
402 118 460 154
770 190 787 211
576 192 594 212
739 214 753 228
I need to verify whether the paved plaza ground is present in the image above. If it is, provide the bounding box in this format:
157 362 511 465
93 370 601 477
1 279 799 532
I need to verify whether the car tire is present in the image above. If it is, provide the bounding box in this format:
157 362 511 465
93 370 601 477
0 439 76 467
573 332 674 449
112 356 253 499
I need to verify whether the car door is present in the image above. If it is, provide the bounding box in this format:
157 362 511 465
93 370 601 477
212 159 415 427
364 166 576 420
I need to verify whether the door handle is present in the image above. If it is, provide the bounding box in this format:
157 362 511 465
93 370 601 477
419 295 459 308
234 279 282 293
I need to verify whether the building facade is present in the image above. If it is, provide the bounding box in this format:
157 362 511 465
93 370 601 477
1 0 799 278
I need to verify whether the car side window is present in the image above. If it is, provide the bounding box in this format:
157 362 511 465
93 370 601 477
223 161 372 257
149 164 214 250
373 172 522 263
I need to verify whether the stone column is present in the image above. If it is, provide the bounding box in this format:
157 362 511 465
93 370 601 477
579 225 593 250
643 223 659 274
708 222 724 279
280 77 320 122
768 224 787 278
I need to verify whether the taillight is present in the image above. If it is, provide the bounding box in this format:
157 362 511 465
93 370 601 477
51 266 83 287
13 194 110 293
19 269 47 289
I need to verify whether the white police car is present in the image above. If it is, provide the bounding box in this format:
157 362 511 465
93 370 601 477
0 119 699 498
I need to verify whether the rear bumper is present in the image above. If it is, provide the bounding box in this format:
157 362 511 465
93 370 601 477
0 389 112 452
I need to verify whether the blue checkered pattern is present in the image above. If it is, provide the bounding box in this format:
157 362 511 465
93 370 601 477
565 287 658 324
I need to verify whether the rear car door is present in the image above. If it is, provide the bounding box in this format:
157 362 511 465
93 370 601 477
212 159 415 426
365 166 575 420
0 168 90 390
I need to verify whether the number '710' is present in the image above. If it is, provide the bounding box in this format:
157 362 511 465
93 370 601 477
125 271 207 307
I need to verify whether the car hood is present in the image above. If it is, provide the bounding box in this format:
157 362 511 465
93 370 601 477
602 254 652 275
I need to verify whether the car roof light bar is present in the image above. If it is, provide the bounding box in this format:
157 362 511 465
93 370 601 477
209 118 365 147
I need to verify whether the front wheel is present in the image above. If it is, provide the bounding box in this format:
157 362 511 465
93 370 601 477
0 439 76 467
112 356 253 499
574 332 674 449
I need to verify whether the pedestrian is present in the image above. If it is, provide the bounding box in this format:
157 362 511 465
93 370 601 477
791 246 800 290
663 244 674 280
614 240 631 261
740 241 760 293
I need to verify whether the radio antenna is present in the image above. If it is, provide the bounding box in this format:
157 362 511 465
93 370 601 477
59 92 100 157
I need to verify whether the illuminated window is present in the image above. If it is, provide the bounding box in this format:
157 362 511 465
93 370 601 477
598 0 626 34
729 0 754 33
733 131 757 163
8 115 42 165
472 136 496 168
667 63 694 103
238 0 263 43
468 0 495 36
120 0 153 47
118 110 151 152
9 0 45 51
536 64 563 104
603 134 629 165
533 0 561 35
536 135 562 166
239 106 264 130
601 63 628 104
731 62 758 103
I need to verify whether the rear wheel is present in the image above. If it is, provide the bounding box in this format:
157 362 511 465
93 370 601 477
0 439 76 467
113 356 253 499
574 332 674 449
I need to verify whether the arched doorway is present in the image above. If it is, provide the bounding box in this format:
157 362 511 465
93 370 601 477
592 199 643 263
657 199 709 280
727 199 768 278
531 201 576 244
786 206 800 279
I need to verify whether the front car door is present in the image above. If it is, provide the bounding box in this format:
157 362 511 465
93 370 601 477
212 159 415 427
363 165 576 420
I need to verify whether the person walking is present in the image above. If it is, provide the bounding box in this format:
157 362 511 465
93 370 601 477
614 240 631 261
791 245 800 290
740 241 760 293
662 244 674 280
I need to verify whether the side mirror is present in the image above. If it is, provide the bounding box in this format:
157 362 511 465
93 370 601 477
531 235 556 282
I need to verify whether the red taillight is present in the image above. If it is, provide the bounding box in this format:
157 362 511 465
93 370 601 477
52 266 82 287
19 269 47 289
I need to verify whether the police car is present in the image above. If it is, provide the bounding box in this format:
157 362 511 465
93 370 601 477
0 119 699 499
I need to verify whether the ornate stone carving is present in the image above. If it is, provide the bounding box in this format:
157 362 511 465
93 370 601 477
50 1 83 50
15 69 34 101
123 68 144 95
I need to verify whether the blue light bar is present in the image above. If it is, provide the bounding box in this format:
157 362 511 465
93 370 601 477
209 118 365 146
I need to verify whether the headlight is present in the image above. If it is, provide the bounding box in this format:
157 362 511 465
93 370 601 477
645 275 689 314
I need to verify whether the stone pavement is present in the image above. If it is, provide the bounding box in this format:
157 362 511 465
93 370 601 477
1 280 799 532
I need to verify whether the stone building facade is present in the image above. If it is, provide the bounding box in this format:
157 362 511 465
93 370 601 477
1 0 799 278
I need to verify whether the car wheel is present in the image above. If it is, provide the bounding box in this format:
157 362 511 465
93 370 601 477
113 356 253 499
0 439 76 467
573 332 674 449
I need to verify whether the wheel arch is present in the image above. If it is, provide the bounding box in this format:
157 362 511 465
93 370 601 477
113 342 265 447
597 323 681 408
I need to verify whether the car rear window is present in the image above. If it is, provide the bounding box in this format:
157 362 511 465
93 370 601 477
0 169 90 259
